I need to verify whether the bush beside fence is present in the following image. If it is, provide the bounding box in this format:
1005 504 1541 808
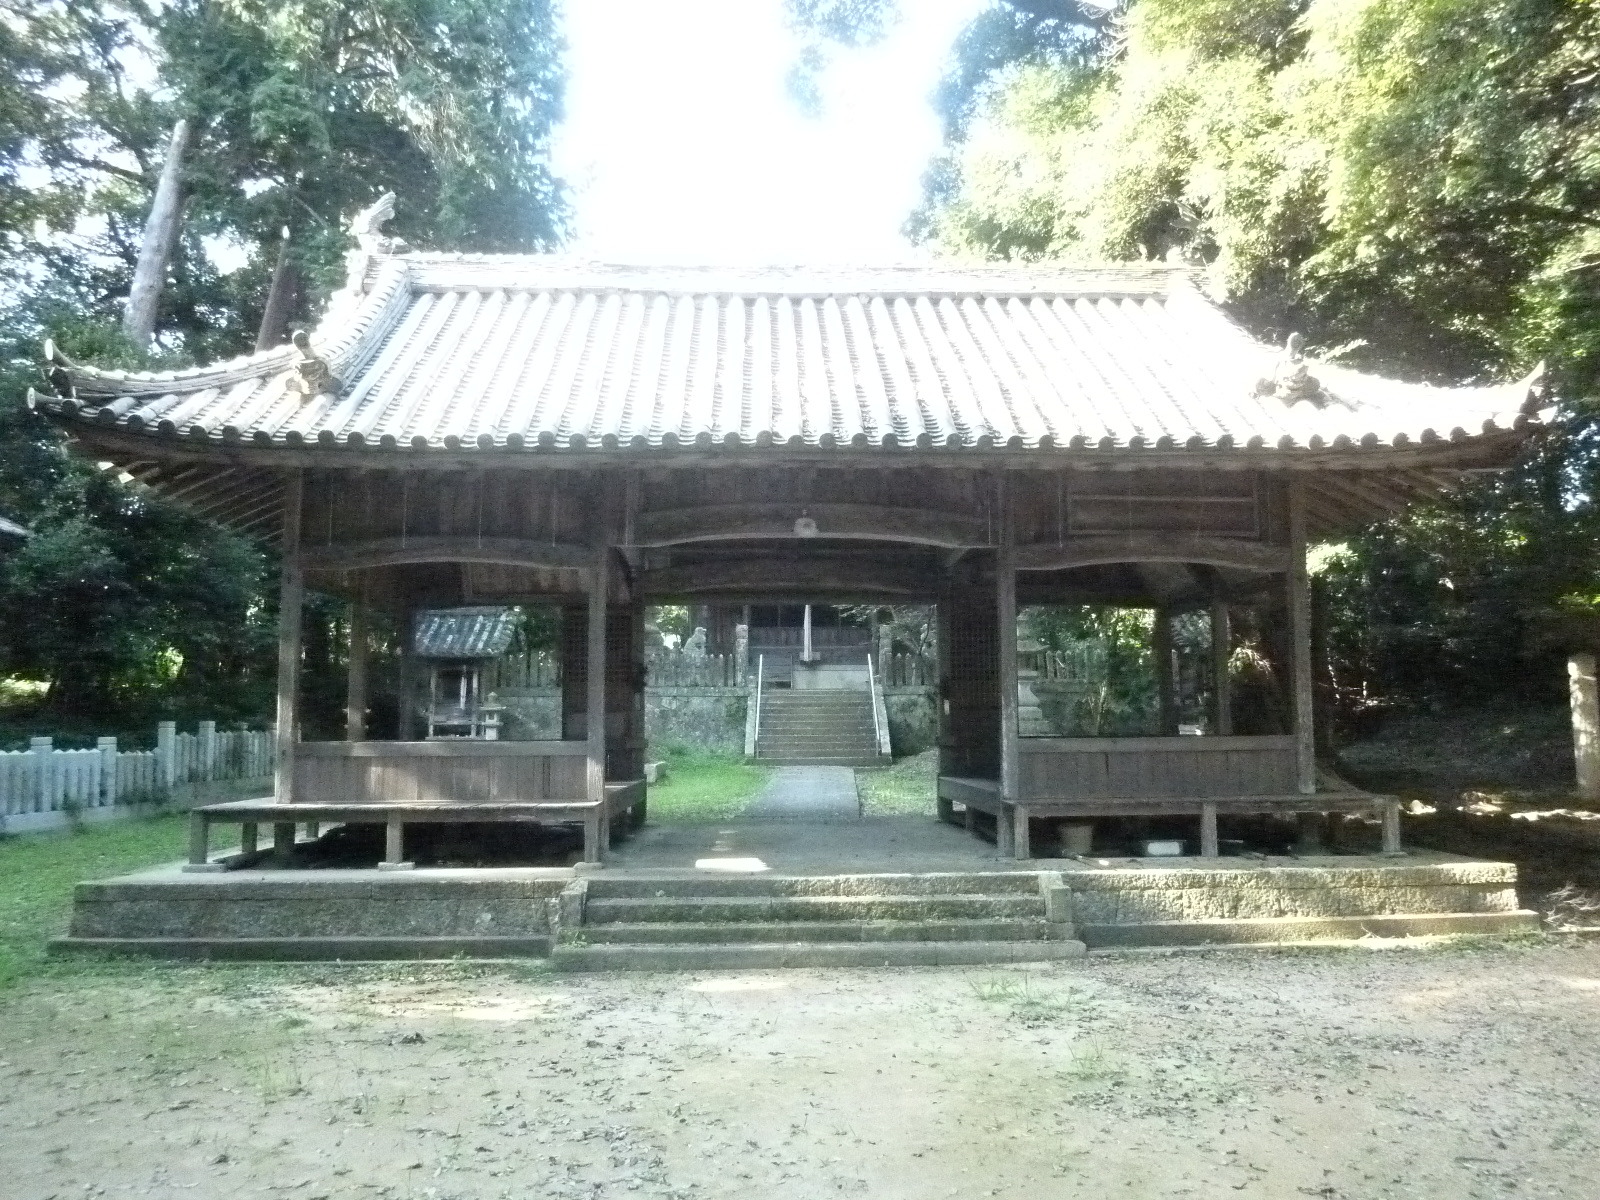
0 721 273 831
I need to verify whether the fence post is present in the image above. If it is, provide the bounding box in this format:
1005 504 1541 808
30 736 52 813
198 720 217 782
97 736 118 806
156 720 176 794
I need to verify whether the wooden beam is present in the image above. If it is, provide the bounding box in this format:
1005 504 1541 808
1287 478 1315 794
298 536 593 573
273 470 304 804
635 502 990 548
1136 561 1204 606
640 557 938 600
1014 533 1290 575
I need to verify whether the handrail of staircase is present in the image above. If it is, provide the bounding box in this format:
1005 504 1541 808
744 654 765 758
867 651 890 758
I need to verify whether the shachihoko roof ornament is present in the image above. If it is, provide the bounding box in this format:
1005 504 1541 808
29 194 1552 457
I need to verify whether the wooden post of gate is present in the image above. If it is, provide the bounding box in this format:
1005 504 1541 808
1287 478 1321 852
586 541 609 862
996 476 1026 859
1210 600 1233 736
346 600 369 742
1569 652 1600 801
273 471 305 854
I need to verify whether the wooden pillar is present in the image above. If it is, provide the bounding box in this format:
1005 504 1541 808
606 600 648 822
587 544 609 856
397 607 419 741
997 479 1025 859
802 603 813 663
1153 605 1177 735
345 599 368 741
1210 600 1233 736
1569 652 1600 801
935 588 954 781
273 471 304 804
1287 479 1315 795
561 605 588 740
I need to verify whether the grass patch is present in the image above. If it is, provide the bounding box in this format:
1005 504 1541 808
0 811 189 987
969 972 1080 1025
647 752 771 821
858 749 937 815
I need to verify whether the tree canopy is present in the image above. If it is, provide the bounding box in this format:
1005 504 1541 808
917 0 1600 716
0 0 567 731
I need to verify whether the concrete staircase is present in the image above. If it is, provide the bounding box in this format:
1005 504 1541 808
550 871 1087 970
753 689 886 767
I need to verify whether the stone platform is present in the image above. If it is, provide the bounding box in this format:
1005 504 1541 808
53 829 1538 964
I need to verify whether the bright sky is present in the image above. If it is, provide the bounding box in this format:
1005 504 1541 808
551 0 984 264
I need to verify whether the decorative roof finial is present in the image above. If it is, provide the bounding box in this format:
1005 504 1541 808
351 192 408 256
1256 331 1324 405
288 329 337 398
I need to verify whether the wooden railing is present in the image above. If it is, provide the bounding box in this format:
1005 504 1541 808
293 741 590 805
1016 735 1297 802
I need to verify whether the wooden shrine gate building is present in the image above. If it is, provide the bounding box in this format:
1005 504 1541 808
34 198 1551 868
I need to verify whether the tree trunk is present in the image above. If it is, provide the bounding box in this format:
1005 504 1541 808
255 230 301 351
123 119 190 349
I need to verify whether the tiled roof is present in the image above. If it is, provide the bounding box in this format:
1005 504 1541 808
33 256 1548 456
412 607 519 658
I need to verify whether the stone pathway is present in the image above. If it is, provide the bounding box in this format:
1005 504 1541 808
743 765 861 819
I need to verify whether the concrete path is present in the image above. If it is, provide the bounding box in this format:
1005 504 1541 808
743 765 861 820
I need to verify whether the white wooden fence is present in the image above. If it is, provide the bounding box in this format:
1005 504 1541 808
0 720 273 830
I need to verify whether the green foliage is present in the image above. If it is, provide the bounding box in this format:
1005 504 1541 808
922 0 1600 713
0 0 567 729
646 752 771 823
0 812 190 987
857 749 936 815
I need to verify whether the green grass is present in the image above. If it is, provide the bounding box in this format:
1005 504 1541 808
0 811 190 986
857 749 937 815
647 752 771 821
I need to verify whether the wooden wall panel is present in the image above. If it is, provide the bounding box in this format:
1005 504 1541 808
940 579 1000 780
1017 736 1296 800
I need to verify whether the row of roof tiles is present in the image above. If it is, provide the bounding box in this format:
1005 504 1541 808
34 258 1548 455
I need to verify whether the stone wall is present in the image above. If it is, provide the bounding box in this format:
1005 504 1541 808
884 689 937 757
496 689 562 741
647 688 748 755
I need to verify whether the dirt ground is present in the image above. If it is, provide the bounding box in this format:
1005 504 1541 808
4 942 1600 1200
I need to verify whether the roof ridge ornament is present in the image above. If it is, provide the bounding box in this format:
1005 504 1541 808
1257 332 1325 406
288 330 337 399
352 191 408 256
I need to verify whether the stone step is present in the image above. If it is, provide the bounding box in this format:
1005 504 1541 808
1081 909 1541 948
758 719 877 730
585 893 1046 924
756 742 880 754
586 871 1045 899
758 725 877 733
50 934 552 960
749 755 885 767
579 919 1069 945
552 939 1088 971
